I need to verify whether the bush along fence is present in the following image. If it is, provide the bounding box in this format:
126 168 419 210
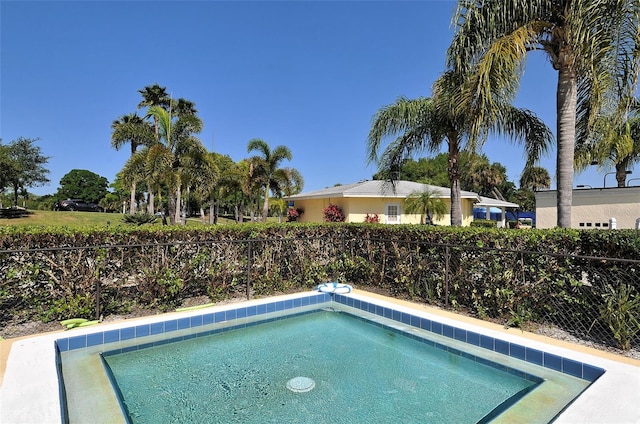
0 224 639 351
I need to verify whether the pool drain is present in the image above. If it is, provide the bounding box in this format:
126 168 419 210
286 376 315 393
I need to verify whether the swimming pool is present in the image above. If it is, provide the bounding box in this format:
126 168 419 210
1 290 639 423
100 310 547 423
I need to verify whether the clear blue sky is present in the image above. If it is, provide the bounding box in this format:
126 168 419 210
1 0 621 197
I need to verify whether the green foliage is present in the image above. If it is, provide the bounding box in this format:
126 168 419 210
470 219 496 228
0 137 50 207
122 213 159 226
139 268 184 309
403 189 447 224
1 223 639 352
505 305 534 330
55 169 109 204
600 284 640 350
40 294 94 323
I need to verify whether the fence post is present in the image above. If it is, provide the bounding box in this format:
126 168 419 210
246 240 252 300
94 248 102 320
445 246 450 307
95 278 101 320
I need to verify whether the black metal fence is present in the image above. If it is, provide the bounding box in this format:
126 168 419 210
1 235 639 352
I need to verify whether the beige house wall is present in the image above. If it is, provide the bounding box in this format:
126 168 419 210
535 187 640 229
290 197 475 226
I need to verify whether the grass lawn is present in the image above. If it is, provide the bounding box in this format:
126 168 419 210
0 210 221 228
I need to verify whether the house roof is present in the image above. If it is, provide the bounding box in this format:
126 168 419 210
475 196 519 209
285 180 481 201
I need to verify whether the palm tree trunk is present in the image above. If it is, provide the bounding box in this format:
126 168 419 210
556 65 577 228
616 161 629 187
447 136 462 226
167 193 176 225
209 193 215 224
147 192 155 214
175 185 182 225
129 182 136 215
262 187 269 222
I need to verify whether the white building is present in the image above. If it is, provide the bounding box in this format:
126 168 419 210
535 187 640 229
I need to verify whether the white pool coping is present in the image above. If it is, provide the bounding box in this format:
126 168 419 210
1 290 639 424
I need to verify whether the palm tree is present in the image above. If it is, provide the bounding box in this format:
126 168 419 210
110 113 155 213
520 166 551 191
367 72 552 226
247 139 294 222
146 104 205 224
462 156 506 197
120 149 150 213
576 98 640 187
137 84 171 137
403 189 447 225
448 1 640 227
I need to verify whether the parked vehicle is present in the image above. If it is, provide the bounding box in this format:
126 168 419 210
53 199 104 212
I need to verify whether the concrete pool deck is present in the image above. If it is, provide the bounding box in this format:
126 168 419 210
1 289 639 423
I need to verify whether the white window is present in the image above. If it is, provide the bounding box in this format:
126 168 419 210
386 203 400 224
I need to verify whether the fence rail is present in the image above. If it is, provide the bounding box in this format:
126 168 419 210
1 235 639 352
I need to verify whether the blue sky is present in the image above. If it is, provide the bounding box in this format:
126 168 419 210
1 1 622 197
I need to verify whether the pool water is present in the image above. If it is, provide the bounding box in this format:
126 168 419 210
101 310 541 423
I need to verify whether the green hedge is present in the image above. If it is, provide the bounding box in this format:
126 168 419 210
1 223 639 349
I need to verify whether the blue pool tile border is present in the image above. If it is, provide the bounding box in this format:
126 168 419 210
54 291 605 383
56 292 331 354
332 294 605 382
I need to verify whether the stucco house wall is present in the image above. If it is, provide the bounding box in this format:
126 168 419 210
535 187 640 229
286 180 480 226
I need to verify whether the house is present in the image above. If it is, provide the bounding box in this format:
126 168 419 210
285 180 483 226
474 197 521 228
535 186 640 229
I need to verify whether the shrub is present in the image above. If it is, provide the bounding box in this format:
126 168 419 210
122 213 158 226
364 213 379 223
287 208 304 222
323 204 345 222
470 219 496 228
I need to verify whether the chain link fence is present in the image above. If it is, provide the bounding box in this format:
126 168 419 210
1 235 638 353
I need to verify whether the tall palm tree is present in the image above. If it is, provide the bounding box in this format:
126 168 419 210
403 189 447 225
247 139 294 222
120 149 151 213
173 98 198 117
448 1 640 227
137 84 171 138
146 104 205 224
367 72 552 226
110 113 155 213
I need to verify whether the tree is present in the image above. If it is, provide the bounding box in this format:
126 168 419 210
576 97 640 187
461 154 507 197
372 156 450 187
146 103 205 224
137 84 171 137
111 113 155 213
367 71 551 226
208 153 238 224
448 1 640 227
247 139 295 222
403 189 447 225
520 166 551 191
56 169 109 204
0 137 50 207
